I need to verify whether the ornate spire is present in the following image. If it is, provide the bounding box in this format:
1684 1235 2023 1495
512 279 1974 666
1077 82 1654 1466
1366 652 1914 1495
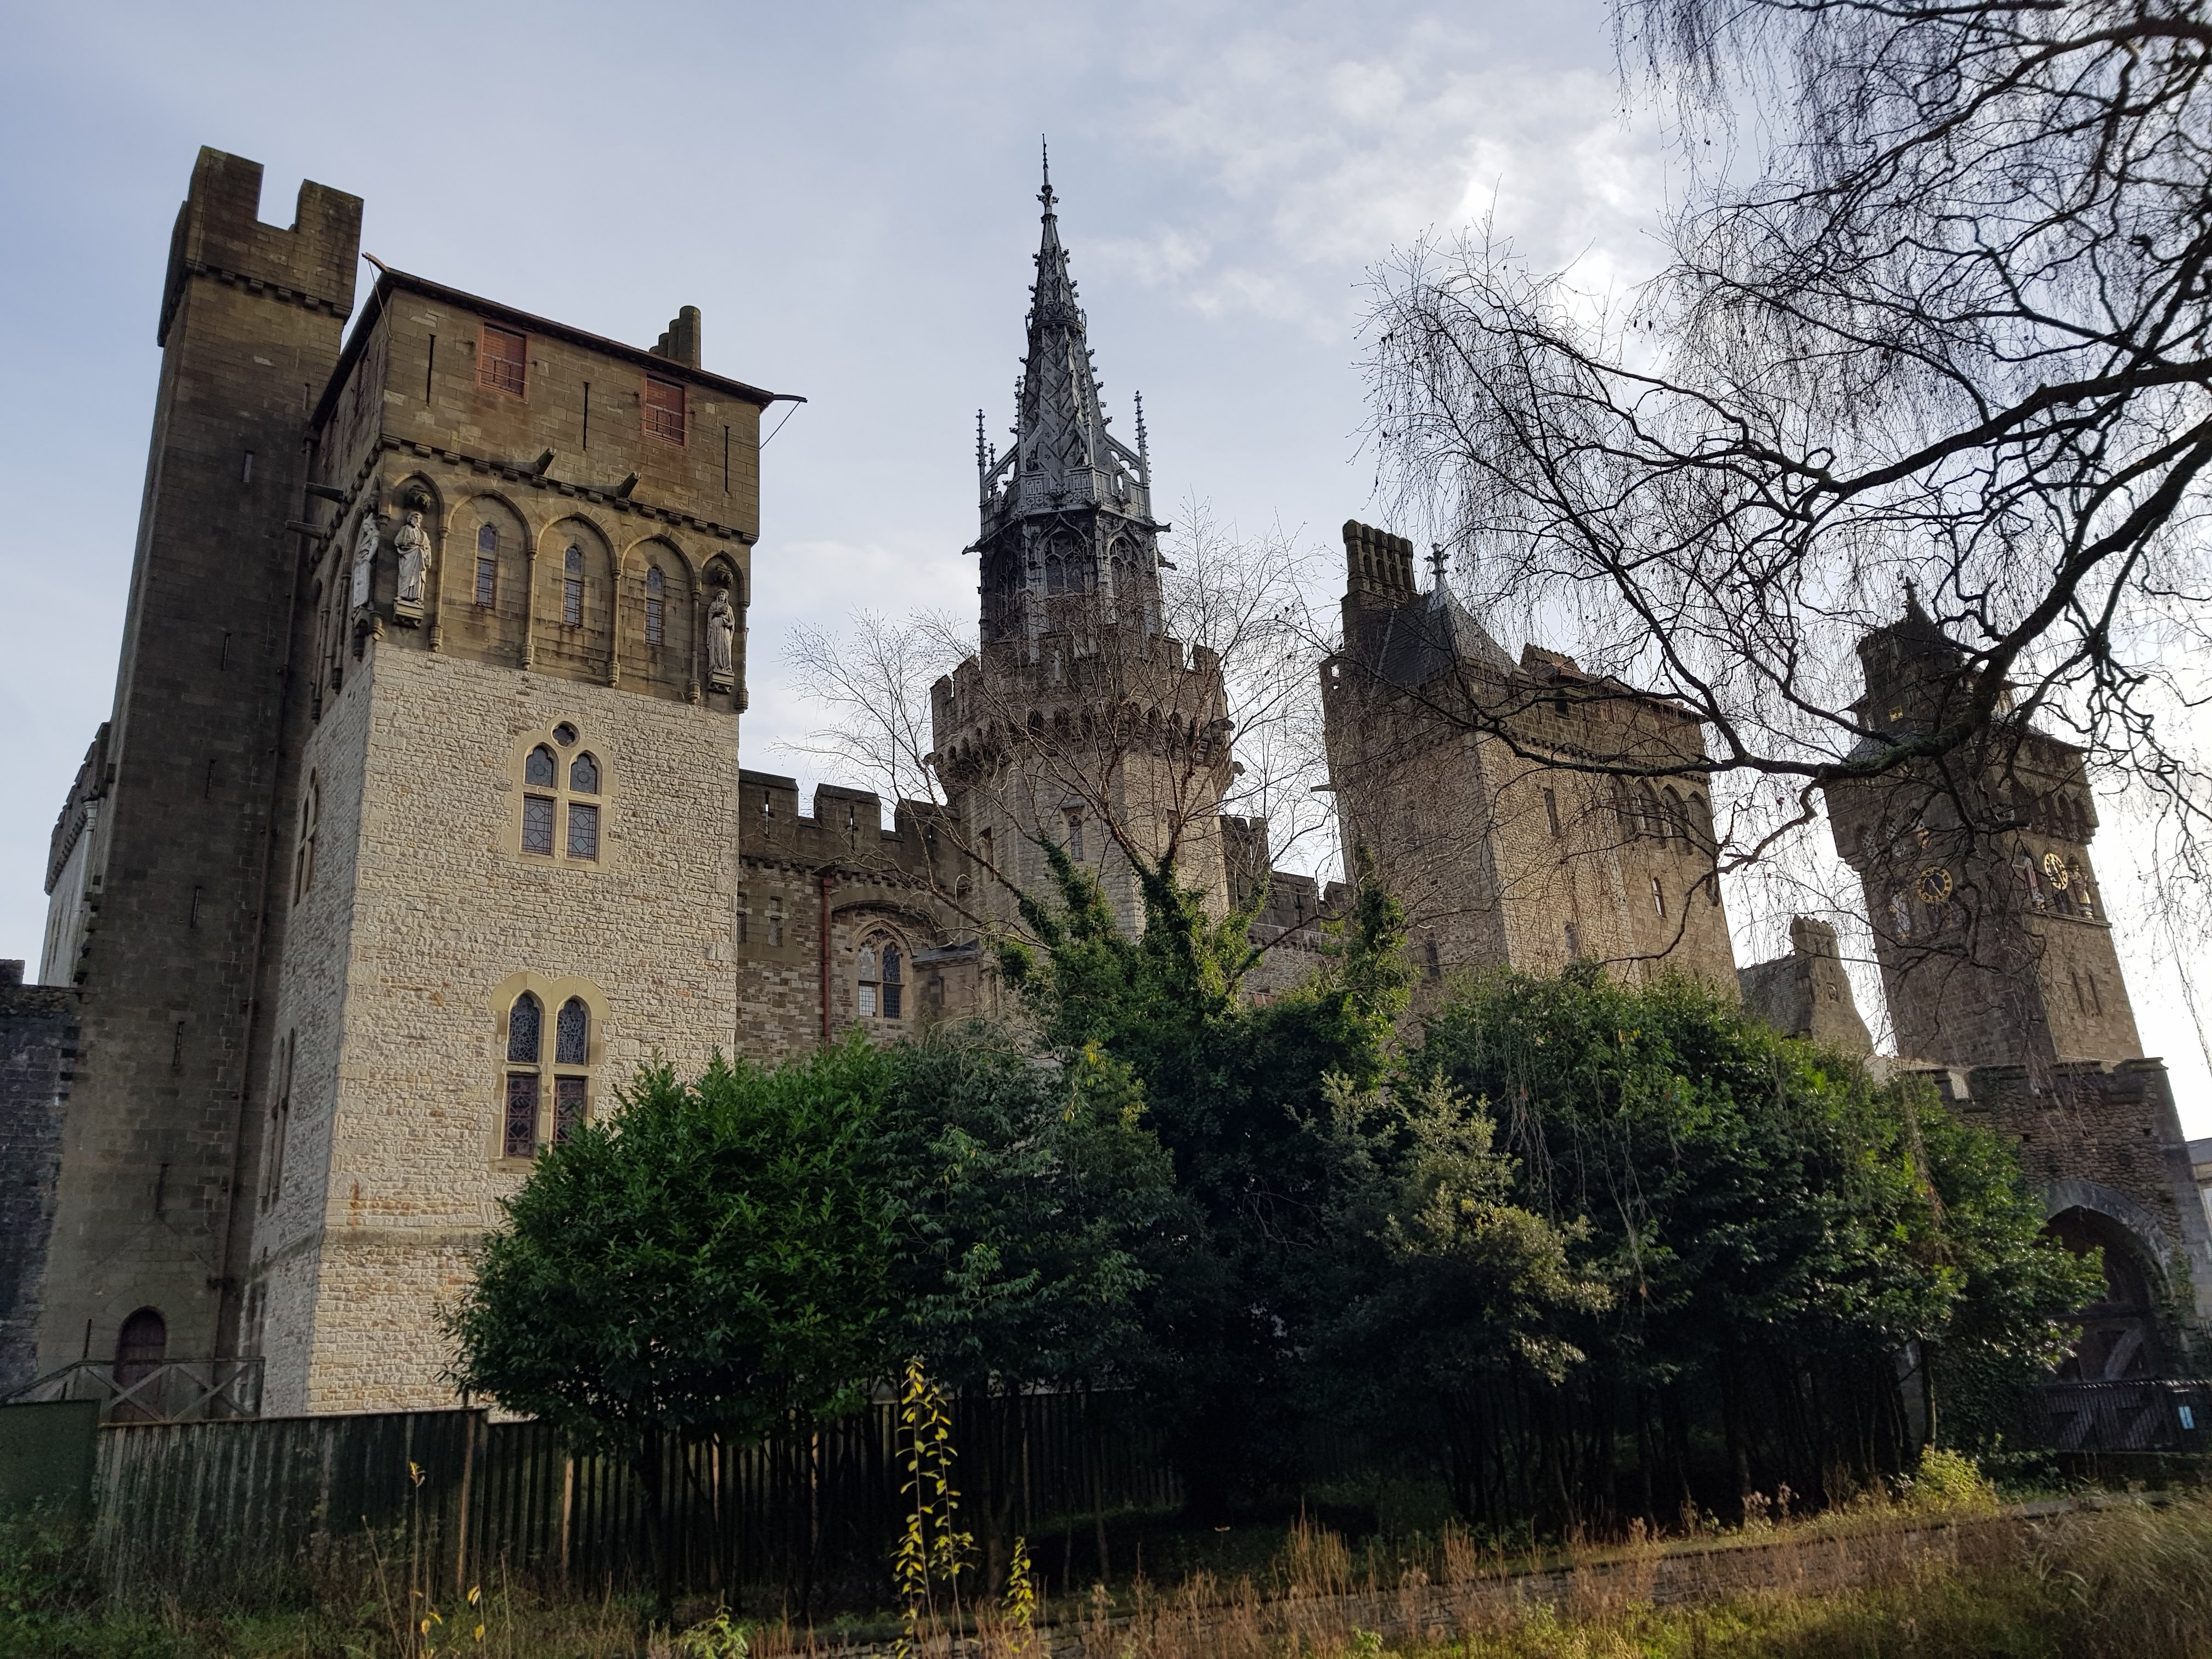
974 154 1160 648
1016 143 1107 489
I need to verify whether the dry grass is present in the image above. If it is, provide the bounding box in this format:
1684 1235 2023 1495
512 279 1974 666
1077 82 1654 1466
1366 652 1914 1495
7 1475 2211 1657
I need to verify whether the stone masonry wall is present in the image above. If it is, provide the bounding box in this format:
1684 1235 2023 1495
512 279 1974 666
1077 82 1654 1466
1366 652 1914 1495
250 647 742 1413
0 972 78 1392
35 150 360 1380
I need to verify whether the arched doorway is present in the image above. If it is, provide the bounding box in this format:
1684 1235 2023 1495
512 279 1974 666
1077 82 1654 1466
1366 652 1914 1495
2046 1207 2165 1380
112 1307 168 1418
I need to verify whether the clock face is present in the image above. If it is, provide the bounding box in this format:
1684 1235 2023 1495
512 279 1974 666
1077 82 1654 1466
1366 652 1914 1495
2043 851 2071 889
1916 866 1954 905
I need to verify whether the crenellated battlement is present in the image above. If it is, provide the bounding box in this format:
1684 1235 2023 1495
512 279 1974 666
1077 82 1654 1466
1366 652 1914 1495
158 148 360 346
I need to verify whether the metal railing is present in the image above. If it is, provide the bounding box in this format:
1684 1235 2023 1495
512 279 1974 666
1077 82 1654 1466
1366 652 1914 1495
3 1357 262 1423
2038 1378 2212 1453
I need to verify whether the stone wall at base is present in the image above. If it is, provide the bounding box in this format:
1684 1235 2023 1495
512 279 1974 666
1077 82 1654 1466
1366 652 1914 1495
0 970 78 1393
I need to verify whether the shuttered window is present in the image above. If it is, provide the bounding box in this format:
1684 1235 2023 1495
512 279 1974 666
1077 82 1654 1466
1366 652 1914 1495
644 374 686 445
480 324 527 395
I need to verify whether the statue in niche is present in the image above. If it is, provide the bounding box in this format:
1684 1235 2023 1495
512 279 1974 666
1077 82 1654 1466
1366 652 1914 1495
706 581 737 687
392 508 433 620
348 512 380 611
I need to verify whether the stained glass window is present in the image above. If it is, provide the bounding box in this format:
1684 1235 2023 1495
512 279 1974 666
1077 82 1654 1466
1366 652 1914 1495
569 753 599 794
883 947 902 1020
856 946 878 1018
522 795 555 854
567 803 599 860
556 997 589 1065
554 1076 586 1143
504 1073 540 1158
526 746 556 788
645 567 665 646
507 993 542 1063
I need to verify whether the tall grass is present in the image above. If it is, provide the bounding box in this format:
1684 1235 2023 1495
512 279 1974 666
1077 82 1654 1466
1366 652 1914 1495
5 1477 2211 1656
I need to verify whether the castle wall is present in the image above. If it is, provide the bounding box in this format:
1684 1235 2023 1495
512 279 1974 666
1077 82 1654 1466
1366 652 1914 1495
0 971 78 1392
1322 565 1739 1001
1923 1059 2212 1326
250 648 743 1413
32 150 360 1380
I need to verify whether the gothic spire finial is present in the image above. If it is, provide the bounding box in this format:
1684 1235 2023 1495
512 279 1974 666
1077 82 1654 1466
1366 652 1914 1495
1040 136 1056 220
1427 542 1451 589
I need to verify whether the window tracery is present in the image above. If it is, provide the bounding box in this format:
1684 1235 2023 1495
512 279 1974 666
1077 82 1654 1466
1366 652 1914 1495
856 935 907 1020
503 989 594 1157
519 732 604 862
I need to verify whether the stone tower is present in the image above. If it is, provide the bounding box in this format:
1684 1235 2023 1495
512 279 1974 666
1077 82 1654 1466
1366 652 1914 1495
1824 601 2212 1363
1823 598 2142 1067
1322 521 1739 994
30 151 362 1382
19 146 805 1413
931 160 1232 928
236 257 780 1412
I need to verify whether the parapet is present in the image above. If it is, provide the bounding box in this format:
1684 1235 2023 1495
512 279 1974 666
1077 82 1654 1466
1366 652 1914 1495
158 148 362 345
1737 914 1874 1053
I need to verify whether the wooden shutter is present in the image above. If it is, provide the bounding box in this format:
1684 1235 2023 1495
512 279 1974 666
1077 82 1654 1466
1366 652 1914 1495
480 324 527 394
644 374 686 444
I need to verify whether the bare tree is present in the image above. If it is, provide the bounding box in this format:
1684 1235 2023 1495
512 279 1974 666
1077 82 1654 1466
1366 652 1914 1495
1363 0 2212 1044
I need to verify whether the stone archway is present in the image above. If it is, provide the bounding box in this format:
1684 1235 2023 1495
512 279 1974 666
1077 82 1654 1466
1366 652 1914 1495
2045 1204 2168 1380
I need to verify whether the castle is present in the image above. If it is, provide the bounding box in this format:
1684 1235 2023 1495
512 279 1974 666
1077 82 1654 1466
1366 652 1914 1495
1 147 2205 1417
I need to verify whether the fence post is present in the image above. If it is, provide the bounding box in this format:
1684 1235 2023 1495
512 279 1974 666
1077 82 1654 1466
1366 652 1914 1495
454 1409 478 1598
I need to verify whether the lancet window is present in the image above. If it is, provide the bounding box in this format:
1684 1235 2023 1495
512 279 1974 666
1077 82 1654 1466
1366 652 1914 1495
504 989 594 1158
563 545 585 627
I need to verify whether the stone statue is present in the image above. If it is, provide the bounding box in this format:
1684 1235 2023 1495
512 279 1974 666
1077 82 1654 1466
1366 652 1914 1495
349 512 380 610
393 510 433 611
707 585 737 682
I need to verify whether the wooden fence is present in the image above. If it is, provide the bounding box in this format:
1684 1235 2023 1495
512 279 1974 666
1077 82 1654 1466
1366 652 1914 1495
93 1390 1176 1609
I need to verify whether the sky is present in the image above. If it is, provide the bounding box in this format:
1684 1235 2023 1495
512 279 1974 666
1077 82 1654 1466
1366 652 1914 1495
3 0 2206 1127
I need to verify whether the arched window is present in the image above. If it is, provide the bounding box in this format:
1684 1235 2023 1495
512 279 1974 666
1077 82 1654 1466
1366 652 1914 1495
563 544 584 627
882 946 903 1019
856 945 879 1017
475 524 499 608
1687 792 1713 850
114 1308 166 1393
523 747 557 855
505 992 542 1157
1650 875 1667 917
554 998 590 1141
503 989 592 1156
521 735 603 862
1662 787 1686 844
645 567 665 647
294 774 319 900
